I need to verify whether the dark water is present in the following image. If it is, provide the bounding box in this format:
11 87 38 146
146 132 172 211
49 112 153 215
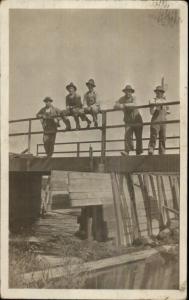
85 253 179 289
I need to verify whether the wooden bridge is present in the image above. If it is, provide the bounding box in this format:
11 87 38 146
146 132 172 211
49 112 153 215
9 102 180 244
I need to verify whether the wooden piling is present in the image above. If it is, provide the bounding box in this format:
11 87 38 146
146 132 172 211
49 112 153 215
126 174 141 239
160 176 170 223
138 174 152 236
156 175 167 227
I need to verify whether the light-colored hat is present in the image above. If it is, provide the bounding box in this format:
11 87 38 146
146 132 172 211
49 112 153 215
86 79 96 87
122 85 135 93
43 97 53 103
154 85 165 93
66 82 77 91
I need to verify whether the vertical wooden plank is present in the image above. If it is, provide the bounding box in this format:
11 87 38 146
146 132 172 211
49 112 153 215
119 174 135 244
156 175 167 227
149 175 162 230
116 174 131 246
76 142 80 157
160 176 170 223
168 176 179 211
143 174 153 236
173 176 180 210
111 173 125 246
89 145 94 171
176 175 180 188
126 174 141 239
28 120 32 154
138 174 152 236
101 111 107 160
87 217 93 241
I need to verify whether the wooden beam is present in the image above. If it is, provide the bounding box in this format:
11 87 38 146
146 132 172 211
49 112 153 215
23 245 177 284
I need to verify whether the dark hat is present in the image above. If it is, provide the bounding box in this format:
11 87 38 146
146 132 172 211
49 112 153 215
66 82 77 91
43 97 53 103
154 85 165 93
86 79 96 87
122 85 135 93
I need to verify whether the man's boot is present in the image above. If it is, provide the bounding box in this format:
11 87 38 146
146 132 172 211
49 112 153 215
65 119 71 131
148 147 154 155
75 117 81 130
86 118 91 129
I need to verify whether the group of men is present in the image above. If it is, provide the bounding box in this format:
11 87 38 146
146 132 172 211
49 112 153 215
36 79 170 157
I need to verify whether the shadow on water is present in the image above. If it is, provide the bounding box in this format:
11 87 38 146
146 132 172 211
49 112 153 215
85 252 179 289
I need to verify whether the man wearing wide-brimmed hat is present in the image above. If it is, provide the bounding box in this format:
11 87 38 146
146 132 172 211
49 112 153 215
62 82 91 130
83 79 100 128
114 84 143 155
36 97 62 156
148 85 170 155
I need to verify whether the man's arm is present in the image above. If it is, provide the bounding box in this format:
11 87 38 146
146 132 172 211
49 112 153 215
94 92 100 107
124 96 136 107
83 93 88 108
149 100 155 115
77 95 83 108
36 108 45 118
114 97 124 109
66 96 70 110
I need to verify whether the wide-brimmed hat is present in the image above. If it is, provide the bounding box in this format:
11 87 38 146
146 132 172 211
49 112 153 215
122 85 135 93
154 85 165 93
86 79 96 87
43 97 53 103
66 82 77 91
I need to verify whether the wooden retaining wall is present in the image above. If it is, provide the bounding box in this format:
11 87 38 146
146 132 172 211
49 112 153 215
104 172 179 246
49 171 179 246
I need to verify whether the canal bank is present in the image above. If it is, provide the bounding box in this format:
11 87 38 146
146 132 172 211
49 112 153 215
9 209 179 289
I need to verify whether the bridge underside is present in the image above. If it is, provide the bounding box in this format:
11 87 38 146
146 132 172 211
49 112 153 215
10 154 179 173
9 154 179 232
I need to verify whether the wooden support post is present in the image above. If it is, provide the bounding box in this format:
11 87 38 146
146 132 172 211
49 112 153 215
76 142 80 157
101 111 107 161
36 144 39 156
149 175 163 230
89 145 94 171
156 175 167 228
87 216 93 241
111 173 124 246
115 174 130 246
143 174 153 236
126 174 141 239
138 174 152 236
28 120 32 154
160 176 170 224
168 176 179 211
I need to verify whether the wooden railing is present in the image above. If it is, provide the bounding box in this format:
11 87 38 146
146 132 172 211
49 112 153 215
9 101 180 157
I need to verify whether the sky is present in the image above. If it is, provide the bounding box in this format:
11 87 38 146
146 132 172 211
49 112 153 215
9 9 180 155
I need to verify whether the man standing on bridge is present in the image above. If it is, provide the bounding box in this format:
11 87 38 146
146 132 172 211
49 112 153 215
114 85 143 155
36 97 61 157
62 82 91 130
148 86 170 155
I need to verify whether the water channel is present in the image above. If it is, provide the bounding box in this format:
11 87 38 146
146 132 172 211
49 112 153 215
84 253 179 289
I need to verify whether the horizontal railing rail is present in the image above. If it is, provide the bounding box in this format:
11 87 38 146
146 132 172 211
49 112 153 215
9 101 180 157
9 101 180 123
9 119 180 137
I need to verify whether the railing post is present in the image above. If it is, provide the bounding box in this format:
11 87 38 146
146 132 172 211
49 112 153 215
89 145 94 171
76 142 80 157
36 144 39 156
28 120 32 154
101 111 107 160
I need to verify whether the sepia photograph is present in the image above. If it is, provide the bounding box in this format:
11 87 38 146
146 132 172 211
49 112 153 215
0 0 187 299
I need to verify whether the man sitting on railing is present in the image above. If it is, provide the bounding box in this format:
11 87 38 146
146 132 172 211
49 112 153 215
36 97 61 157
61 82 91 130
114 84 143 155
148 86 170 155
83 79 100 128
